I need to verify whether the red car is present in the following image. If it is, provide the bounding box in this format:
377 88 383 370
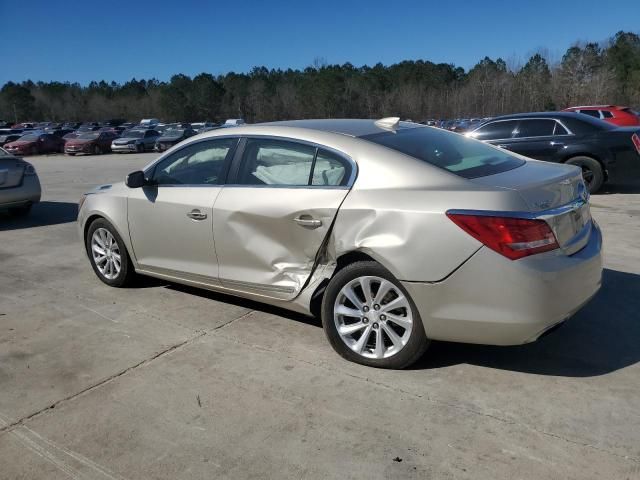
4 133 64 155
64 131 117 155
562 105 640 126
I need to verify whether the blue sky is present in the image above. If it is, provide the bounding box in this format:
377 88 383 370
2 0 638 85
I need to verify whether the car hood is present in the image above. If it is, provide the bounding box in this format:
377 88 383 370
113 137 138 144
158 135 182 141
5 140 34 147
67 139 93 146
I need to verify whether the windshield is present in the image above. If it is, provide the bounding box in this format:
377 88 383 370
18 134 41 142
162 129 184 137
122 130 144 138
78 132 100 140
362 127 525 179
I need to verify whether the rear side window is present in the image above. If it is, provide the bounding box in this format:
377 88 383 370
579 109 601 118
515 119 556 138
236 139 351 187
468 120 518 141
362 127 525 179
601 111 613 118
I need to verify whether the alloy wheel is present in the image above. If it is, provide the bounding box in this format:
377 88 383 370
91 228 121 280
334 276 413 359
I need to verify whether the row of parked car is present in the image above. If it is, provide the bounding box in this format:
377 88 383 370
423 105 640 134
0 119 245 157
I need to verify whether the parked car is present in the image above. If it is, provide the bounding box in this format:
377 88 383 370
467 112 640 193
78 124 101 133
0 129 24 147
0 147 41 216
65 131 118 155
12 122 36 129
154 128 196 151
78 118 602 369
222 119 245 127
563 105 640 127
191 122 218 132
111 129 159 153
139 118 160 127
4 132 65 155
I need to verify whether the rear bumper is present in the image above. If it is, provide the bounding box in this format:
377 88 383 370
403 221 603 346
0 175 41 209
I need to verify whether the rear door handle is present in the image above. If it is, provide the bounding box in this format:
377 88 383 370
187 209 207 221
294 216 322 229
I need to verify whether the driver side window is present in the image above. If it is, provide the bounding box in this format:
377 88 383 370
151 138 237 186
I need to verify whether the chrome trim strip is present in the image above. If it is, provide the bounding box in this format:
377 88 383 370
220 277 296 294
446 198 588 221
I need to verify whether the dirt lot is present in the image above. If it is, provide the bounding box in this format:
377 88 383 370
1 153 639 480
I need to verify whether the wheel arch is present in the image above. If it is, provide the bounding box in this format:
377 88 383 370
560 151 608 180
309 250 385 318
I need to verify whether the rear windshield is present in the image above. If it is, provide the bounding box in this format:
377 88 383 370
361 127 525 179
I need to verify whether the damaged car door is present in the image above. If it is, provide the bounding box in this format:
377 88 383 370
213 137 354 300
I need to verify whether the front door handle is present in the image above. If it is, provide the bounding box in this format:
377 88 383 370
187 209 207 221
294 216 322 229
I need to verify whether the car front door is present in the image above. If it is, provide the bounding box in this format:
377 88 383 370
504 119 569 161
468 120 519 149
213 137 354 300
127 137 238 281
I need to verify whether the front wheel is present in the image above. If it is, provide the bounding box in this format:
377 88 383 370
136 143 144 153
93 144 102 155
565 156 604 193
321 261 429 369
86 219 136 287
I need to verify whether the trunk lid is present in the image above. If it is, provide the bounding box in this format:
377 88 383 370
0 157 26 188
470 160 591 255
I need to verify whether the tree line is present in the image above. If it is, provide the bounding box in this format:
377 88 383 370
1 31 638 124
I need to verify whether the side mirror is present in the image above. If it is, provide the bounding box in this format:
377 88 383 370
126 170 148 188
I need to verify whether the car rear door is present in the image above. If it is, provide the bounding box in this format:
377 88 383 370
503 119 568 161
127 137 238 281
213 137 354 300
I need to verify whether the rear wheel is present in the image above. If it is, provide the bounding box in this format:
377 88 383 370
86 218 136 287
321 261 429 369
565 156 604 193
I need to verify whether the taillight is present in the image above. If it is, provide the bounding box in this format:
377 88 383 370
631 133 640 155
446 213 559 260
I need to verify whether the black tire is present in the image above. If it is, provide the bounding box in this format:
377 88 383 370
67 152 76 156
85 218 136 287
136 143 144 153
321 261 430 369
9 204 32 217
93 144 101 155
565 156 604 194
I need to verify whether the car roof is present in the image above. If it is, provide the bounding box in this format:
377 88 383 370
564 105 626 110
485 111 587 121
262 119 422 137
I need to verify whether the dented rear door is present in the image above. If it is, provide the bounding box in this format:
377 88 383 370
213 138 353 300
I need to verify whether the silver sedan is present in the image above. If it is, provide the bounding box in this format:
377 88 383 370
0 147 41 216
78 118 602 369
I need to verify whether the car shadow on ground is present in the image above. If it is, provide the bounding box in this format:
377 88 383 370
165 268 639 378
0 201 78 231
413 268 640 377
